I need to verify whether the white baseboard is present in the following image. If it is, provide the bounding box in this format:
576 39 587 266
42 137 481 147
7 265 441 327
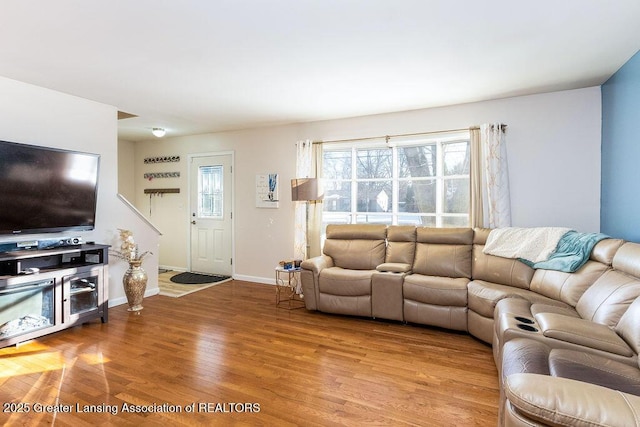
108 287 159 308
232 274 275 286
159 265 186 272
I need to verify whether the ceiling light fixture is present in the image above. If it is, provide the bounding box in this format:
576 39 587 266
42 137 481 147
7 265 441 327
152 127 166 138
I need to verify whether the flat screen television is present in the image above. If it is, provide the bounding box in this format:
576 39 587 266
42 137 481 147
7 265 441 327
0 140 100 236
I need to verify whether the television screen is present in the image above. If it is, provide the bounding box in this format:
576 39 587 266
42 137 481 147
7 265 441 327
0 140 100 236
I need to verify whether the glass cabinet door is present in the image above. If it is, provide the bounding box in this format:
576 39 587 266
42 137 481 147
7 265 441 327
65 268 101 319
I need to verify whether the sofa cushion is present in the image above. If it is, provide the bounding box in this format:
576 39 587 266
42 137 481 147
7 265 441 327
403 275 468 306
385 225 416 265
615 296 640 356
318 294 371 317
323 239 386 270
472 245 534 289
529 260 609 307
468 280 567 318
417 226 474 245
575 269 640 327
413 244 472 278
613 242 640 278
318 267 373 296
473 228 491 245
549 349 640 396
590 238 625 265
411 227 473 278
325 224 387 240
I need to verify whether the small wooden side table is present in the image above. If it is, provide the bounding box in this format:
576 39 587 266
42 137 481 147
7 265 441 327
275 266 305 309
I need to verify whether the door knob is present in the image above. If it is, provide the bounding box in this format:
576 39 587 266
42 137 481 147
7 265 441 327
191 220 196 225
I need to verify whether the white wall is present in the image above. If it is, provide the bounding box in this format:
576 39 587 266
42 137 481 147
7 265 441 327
118 139 136 201
0 76 160 306
133 86 602 284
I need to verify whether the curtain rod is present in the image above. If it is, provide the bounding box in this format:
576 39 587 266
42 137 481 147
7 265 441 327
313 126 496 145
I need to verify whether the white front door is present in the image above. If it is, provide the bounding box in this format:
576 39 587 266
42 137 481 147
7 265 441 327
189 153 233 276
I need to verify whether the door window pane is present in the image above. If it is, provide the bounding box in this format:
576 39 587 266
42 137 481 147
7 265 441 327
198 165 223 218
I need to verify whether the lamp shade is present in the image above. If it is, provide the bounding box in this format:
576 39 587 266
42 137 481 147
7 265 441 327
291 178 323 201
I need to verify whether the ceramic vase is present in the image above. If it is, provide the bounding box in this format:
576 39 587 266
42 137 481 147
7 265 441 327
123 260 147 312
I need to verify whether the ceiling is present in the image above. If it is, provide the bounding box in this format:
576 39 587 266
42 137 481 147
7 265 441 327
1 1 639 142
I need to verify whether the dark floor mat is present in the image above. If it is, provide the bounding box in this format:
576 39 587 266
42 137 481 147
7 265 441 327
169 272 231 285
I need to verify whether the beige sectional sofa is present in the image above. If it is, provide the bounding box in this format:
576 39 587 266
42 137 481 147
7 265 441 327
300 224 640 427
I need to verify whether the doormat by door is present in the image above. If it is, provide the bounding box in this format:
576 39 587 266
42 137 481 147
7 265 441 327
170 272 231 285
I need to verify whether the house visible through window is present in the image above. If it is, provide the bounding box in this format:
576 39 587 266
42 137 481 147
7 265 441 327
322 132 470 231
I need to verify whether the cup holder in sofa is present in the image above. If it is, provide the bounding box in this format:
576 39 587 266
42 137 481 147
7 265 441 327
516 323 539 332
514 316 535 324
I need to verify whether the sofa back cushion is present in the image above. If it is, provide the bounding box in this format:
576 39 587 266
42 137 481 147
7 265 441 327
615 296 640 357
612 242 640 277
412 227 473 278
472 246 534 289
530 261 609 307
576 243 640 326
590 238 625 265
472 228 534 289
385 225 417 265
323 224 387 270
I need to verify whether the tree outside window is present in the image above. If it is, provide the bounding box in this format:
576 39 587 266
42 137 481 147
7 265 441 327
322 134 470 231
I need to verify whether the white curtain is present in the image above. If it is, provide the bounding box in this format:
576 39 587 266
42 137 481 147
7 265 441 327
308 142 323 258
469 127 484 228
294 140 312 259
481 123 511 228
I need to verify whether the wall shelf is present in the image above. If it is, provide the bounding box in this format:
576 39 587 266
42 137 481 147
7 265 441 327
144 188 180 195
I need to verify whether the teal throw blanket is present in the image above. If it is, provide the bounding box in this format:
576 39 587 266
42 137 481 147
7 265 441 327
520 231 609 273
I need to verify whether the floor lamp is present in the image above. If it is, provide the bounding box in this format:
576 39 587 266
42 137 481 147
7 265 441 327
291 178 323 259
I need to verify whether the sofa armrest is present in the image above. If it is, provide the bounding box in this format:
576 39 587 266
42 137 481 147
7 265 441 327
376 262 412 273
534 312 633 356
301 255 334 274
505 373 640 427
300 255 334 311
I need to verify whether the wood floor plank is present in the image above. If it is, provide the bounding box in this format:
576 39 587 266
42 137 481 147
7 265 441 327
0 279 499 426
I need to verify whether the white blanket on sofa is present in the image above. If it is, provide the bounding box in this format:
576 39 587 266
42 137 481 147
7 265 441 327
483 227 572 263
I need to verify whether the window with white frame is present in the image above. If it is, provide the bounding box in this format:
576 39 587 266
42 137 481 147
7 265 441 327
198 165 223 218
322 132 470 230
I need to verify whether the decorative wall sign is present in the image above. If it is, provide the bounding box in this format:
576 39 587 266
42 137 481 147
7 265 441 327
144 156 180 164
256 173 279 208
144 172 180 180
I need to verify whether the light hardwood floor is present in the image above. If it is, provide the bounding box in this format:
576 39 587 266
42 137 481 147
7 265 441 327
157 271 232 298
0 280 499 426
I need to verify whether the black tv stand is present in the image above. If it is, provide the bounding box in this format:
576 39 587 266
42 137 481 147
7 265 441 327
0 244 109 348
